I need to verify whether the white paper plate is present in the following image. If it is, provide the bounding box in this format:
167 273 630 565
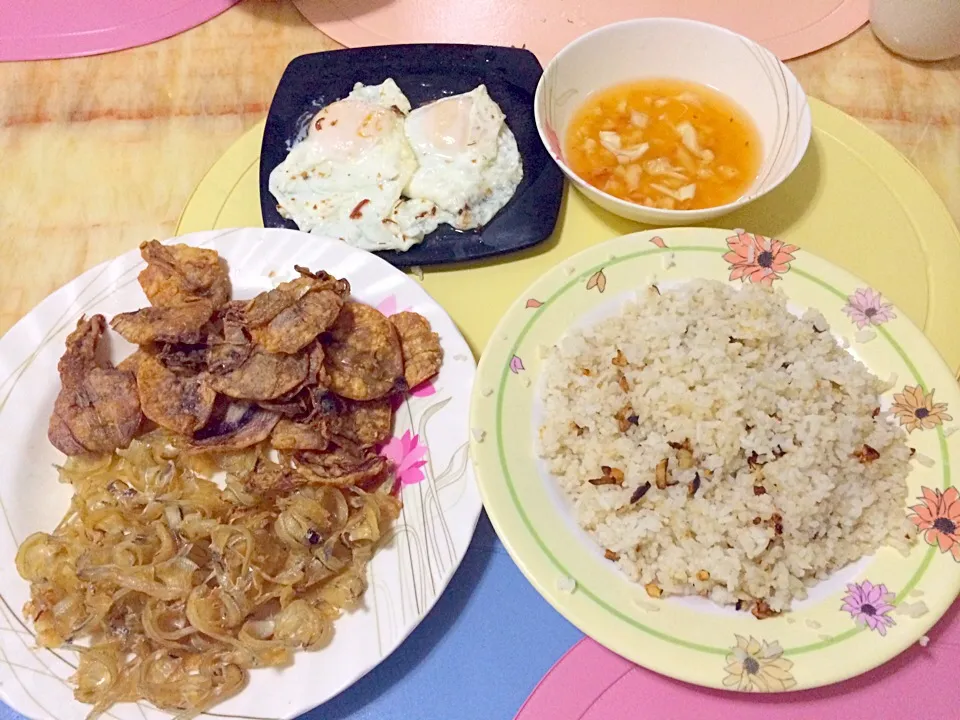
0 228 481 720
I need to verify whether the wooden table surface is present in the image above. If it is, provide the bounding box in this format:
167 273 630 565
1 0 958 338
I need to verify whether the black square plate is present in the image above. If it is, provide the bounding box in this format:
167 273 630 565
259 44 564 268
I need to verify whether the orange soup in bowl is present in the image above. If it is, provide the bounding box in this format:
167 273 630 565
564 78 762 211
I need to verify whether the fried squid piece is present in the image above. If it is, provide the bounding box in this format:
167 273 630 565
250 290 344 355
48 316 142 455
207 350 309 401
138 240 231 309
390 311 443 390
323 302 404 401
244 267 350 327
110 299 214 346
136 354 216 435
244 268 349 355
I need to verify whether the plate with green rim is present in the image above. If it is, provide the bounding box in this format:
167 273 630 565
470 226 960 691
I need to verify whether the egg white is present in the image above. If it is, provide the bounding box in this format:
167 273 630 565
269 80 522 252
403 85 523 230
270 80 436 252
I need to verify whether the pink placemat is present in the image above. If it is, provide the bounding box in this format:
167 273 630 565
293 0 867 63
0 0 239 62
515 599 960 720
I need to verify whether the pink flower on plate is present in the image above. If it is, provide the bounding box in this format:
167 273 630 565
390 379 437 411
510 355 525 374
843 288 897 329
723 230 798 286
841 580 896 636
410 381 436 398
381 430 428 487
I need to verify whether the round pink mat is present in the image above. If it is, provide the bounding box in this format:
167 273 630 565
515 600 960 720
0 0 239 62
293 0 867 63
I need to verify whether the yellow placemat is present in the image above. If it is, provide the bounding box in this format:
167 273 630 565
178 99 960 372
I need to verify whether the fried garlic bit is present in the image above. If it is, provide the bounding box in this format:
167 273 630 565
616 404 638 432
853 444 880 464
751 600 780 620
589 465 625 486
655 458 677 489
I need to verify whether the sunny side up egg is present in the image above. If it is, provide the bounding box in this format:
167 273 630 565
269 80 441 253
269 80 523 254
404 85 523 230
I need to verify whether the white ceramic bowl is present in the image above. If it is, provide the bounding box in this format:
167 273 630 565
534 18 812 226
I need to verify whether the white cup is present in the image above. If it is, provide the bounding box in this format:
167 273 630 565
870 0 960 61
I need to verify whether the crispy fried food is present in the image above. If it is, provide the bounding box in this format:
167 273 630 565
48 316 142 455
294 446 389 487
110 299 214 346
331 399 393 447
271 419 328 451
136 354 216 435
243 267 349 355
391 311 443 390
56 315 102 386
244 268 350 328
250 290 343 355
208 350 309 401
138 241 231 309
323 302 404 401
34 246 449 718
33 242 452 720
192 401 280 450
244 277 313 328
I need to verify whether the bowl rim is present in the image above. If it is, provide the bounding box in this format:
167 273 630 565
533 16 813 219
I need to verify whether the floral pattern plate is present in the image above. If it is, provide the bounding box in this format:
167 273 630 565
0 228 481 720
470 227 960 691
